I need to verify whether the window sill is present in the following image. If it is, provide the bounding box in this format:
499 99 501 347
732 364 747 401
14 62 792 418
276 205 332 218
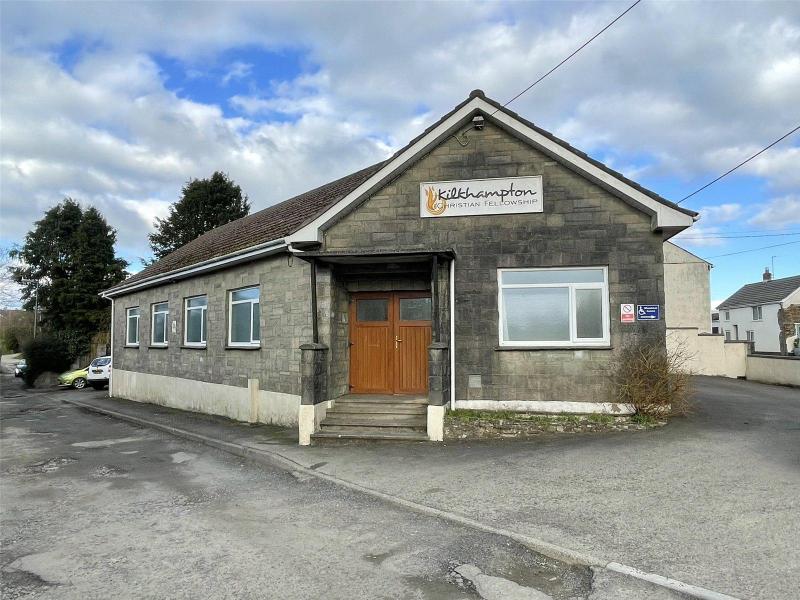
495 345 612 351
124 345 140 349
148 345 169 349
226 345 261 351
182 345 207 350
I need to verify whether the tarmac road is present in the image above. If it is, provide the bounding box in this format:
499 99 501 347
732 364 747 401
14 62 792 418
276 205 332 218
1 373 679 600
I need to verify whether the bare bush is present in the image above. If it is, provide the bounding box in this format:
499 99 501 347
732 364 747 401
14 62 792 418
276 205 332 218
611 335 693 417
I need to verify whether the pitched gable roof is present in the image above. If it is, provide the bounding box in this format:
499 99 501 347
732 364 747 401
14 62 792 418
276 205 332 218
717 274 800 309
106 162 385 294
106 90 698 297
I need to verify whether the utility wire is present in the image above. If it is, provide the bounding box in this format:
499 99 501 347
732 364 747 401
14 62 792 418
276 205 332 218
677 124 800 204
703 240 800 259
495 0 643 112
678 232 800 239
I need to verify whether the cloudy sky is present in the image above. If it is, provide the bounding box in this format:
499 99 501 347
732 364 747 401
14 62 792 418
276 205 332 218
1 0 798 305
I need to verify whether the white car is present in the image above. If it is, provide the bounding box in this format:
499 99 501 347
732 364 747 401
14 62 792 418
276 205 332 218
87 356 111 390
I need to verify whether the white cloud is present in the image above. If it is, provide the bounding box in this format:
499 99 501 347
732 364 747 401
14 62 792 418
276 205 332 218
0 0 798 263
749 195 800 228
700 203 742 223
221 61 253 85
672 225 727 248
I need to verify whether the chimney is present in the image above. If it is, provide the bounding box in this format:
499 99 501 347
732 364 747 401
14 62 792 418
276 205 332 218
763 267 772 282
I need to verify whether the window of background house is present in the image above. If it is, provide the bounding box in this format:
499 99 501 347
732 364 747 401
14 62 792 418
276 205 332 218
497 267 610 347
184 296 207 346
229 287 260 346
725 311 730 320
746 330 755 342
752 306 763 321
126 307 140 346
151 302 169 345
725 330 731 341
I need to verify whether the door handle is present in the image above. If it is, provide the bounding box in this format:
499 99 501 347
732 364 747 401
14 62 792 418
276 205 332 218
395 336 402 349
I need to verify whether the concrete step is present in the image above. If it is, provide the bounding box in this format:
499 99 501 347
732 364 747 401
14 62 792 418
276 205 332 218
335 396 428 405
312 429 428 442
328 403 427 415
321 414 426 428
318 423 426 435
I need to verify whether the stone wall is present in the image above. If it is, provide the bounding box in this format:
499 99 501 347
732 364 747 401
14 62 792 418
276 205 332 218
778 304 800 354
112 254 311 397
322 121 667 404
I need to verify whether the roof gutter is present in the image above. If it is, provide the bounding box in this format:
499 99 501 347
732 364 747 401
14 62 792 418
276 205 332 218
102 239 288 298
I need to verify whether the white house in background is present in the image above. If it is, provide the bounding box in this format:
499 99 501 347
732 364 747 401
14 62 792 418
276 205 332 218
717 270 800 354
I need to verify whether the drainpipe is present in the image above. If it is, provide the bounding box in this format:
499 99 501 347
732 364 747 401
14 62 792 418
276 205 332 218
449 257 456 410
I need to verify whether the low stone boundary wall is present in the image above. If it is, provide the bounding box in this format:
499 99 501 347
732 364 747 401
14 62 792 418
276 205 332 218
444 412 664 440
746 355 800 387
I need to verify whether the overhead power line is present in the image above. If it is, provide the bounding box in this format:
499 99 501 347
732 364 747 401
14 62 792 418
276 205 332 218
678 232 800 239
703 240 800 259
496 0 643 112
677 124 800 204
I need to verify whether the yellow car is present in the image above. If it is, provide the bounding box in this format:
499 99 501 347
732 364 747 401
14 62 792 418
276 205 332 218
58 366 89 389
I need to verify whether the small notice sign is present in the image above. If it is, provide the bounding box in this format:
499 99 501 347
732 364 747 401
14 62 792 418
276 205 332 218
637 305 660 321
620 304 635 323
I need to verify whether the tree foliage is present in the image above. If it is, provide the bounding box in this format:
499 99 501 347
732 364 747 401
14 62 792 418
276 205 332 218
0 310 33 354
148 171 250 261
21 334 74 387
11 199 127 354
0 246 23 309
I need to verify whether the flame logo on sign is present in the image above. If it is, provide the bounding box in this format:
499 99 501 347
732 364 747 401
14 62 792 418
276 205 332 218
425 186 447 216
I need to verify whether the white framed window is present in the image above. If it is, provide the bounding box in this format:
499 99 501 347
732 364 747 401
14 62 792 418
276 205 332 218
746 330 755 342
228 286 260 347
126 307 140 346
497 267 610 347
184 295 207 346
724 330 731 341
151 302 169 346
724 311 730 321
752 305 763 321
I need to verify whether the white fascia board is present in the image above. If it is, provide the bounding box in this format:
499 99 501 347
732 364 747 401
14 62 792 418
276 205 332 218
287 97 695 244
103 239 287 298
781 286 800 308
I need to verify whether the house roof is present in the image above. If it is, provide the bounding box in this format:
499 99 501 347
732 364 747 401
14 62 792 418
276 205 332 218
717 274 800 309
106 89 697 297
106 161 385 293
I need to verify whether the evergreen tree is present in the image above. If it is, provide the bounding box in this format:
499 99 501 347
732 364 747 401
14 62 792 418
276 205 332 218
11 199 127 351
148 171 250 261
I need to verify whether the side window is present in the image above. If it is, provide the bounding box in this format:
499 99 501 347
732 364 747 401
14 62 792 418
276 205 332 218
184 296 208 346
151 302 169 346
229 287 260 347
126 307 140 346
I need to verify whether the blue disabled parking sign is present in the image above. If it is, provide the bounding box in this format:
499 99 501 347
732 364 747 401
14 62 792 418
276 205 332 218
637 305 660 321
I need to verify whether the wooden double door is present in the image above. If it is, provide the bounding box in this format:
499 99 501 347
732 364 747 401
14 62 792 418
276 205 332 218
349 292 432 395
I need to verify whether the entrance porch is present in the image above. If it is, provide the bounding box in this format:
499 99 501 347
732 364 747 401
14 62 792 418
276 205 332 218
295 249 453 444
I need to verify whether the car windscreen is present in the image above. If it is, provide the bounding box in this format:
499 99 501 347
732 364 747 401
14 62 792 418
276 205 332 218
90 357 111 367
